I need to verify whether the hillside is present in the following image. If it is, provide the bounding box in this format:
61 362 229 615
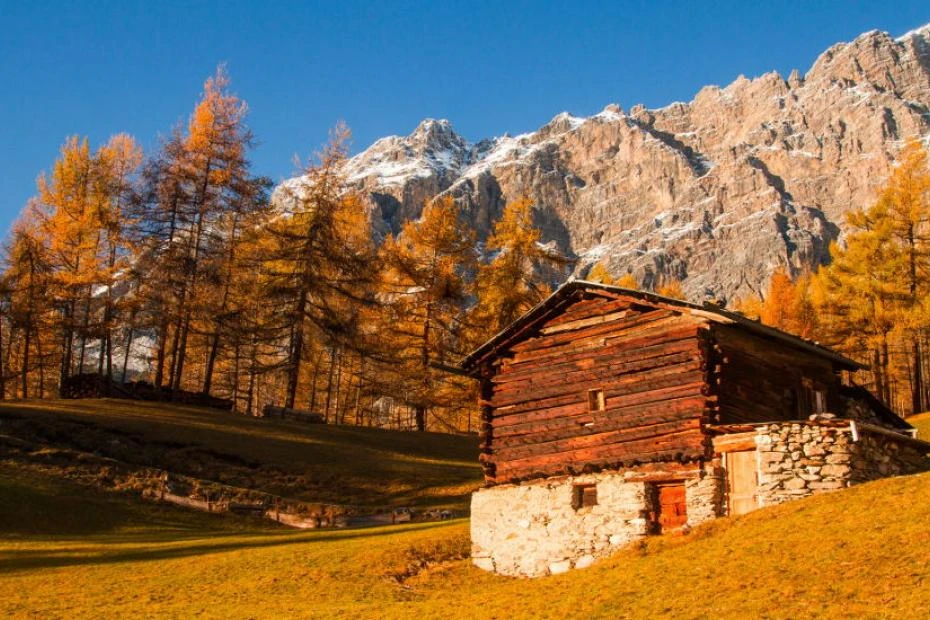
295 23 930 300
0 399 481 511
910 411 930 439
1 460 928 618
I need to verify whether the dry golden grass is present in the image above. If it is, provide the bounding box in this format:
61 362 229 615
0 399 481 509
909 412 930 441
2 461 929 619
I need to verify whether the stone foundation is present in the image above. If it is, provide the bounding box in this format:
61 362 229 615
470 467 723 577
471 420 928 578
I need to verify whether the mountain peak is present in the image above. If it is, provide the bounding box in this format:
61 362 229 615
896 22 930 42
410 118 465 148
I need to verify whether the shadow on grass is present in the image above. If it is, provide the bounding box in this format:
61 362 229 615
0 521 457 574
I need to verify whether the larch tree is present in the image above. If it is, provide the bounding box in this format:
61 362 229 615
139 66 269 395
379 195 476 431
470 197 564 344
2 209 55 398
35 136 98 386
873 138 930 412
93 134 143 381
260 124 374 411
586 262 616 285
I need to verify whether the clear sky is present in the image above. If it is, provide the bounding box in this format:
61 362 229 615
2 1 929 235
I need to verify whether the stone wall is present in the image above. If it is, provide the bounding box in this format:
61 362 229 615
470 467 723 577
685 468 726 525
754 421 929 507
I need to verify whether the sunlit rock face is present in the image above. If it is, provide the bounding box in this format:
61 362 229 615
286 25 930 302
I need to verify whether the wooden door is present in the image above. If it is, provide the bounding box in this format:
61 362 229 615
727 450 758 516
656 484 687 533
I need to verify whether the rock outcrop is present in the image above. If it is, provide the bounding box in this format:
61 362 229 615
289 24 930 301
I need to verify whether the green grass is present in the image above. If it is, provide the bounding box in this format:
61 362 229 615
0 398 481 510
2 461 929 618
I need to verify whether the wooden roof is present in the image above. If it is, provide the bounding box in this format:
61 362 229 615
460 280 865 373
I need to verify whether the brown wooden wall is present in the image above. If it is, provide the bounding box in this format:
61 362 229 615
710 324 841 424
480 292 711 484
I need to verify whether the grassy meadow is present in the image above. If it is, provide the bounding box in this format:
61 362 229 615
2 460 930 618
1 399 929 618
909 412 930 440
0 399 481 510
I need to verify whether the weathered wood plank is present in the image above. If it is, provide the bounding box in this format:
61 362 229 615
490 364 704 408
493 395 707 438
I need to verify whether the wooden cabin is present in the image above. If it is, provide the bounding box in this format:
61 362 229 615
462 281 928 577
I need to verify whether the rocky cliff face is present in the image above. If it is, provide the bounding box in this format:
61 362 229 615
291 24 930 302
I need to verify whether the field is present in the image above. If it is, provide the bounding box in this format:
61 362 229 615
2 399 929 618
909 412 930 440
1 460 929 618
0 399 481 510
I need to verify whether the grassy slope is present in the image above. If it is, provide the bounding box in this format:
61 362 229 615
0 399 480 509
909 412 930 440
2 461 929 619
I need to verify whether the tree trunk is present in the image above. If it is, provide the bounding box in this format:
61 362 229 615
284 292 307 410
121 327 134 384
22 322 30 399
0 313 5 400
154 317 169 389
324 347 337 423
203 331 221 396
913 338 924 414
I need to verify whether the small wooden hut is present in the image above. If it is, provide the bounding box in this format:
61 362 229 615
461 281 928 577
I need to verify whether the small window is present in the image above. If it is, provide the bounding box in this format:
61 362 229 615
797 378 828 416
587 389 606 412
572 484 598 510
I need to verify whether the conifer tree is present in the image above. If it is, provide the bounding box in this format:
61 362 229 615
586 262 615 285
470 197 564 342
2 209 55 398
615 272 639 289
261 124 373 410
35 136 98 385
379 195 476 431
93 134 143 381
139 67 269 394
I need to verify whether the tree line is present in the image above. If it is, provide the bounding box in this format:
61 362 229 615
0 68 566 431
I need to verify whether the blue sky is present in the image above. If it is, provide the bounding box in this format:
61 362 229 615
1 1 929 235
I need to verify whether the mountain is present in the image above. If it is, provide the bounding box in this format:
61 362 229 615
289 24 930 302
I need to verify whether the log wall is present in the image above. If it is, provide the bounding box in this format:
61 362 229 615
482 293 711 484
711 324 840 424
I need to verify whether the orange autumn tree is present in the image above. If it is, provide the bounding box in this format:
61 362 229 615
93 134 143 380
260 124 373 412
586 262 616 285
378 196 476 431
814 138 930 411
35 136 99 386
139 66 270 396
1 207 56 398
470 197 565 343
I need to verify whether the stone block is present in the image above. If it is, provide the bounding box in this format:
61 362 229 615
549 560 571 575
783 477 808 490
820 464 851 478
575 555 595 569
472 557 495 572
803 444 826 457
808 480 845 490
